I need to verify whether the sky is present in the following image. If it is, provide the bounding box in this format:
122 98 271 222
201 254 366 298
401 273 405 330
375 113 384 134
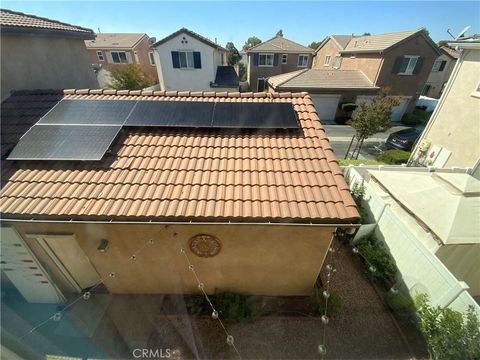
2 1 479 48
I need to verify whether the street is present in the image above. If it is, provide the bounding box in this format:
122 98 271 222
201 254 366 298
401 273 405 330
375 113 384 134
323 124 409 160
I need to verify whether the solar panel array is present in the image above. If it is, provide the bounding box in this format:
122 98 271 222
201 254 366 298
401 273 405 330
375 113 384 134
7 99 300 161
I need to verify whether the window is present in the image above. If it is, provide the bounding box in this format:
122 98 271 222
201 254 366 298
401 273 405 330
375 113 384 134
282 54 288 64
432 59 447 72
298 54 308 67
397 56 419 75
333 55 342 69
148 52 155 65
324 55 331 66
259 54 274 66
257 78 266 92
110 51 128 64
171 51 201 69
96 51 104 62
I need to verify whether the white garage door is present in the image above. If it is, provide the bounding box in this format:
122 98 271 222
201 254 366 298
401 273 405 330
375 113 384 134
310 95 341 122
355 95 412 123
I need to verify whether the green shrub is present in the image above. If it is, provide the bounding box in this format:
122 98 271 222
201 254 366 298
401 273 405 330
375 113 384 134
190 290 257 321
339 102 358 112
386 291 416 316
376 149 411 164
401 109 432 126
338 159 385 166
415 294 480 359
356 236 397 287
309 287 342 316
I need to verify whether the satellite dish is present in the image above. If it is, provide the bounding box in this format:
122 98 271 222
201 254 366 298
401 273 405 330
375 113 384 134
455 25 471 40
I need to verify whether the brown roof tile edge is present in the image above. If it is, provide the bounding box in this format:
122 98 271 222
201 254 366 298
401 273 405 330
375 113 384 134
23 89 310 99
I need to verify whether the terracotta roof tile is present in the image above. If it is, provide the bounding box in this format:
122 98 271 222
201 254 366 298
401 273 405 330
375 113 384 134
0 90 359 223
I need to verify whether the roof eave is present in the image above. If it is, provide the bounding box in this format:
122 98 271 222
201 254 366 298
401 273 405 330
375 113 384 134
1 26 95 40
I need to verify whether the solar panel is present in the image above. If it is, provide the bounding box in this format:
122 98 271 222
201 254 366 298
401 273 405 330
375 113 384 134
124 101 214 127
212 102 300 129
38 100 137 125
7 125 121 161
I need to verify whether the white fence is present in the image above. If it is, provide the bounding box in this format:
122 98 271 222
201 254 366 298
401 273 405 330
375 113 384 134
346 166 480 317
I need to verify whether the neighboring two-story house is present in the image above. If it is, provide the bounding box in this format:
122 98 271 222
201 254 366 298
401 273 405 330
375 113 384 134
409 36 480 170
1 9 98 100
422 46 459 98
85 33 159 87
267 29 440 122
246 35 314 92
151 28 238 92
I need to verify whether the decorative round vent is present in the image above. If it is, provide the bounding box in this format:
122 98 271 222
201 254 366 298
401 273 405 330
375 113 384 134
189 234 221 258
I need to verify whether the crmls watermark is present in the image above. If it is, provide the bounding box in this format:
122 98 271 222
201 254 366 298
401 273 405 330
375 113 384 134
132 348 173 359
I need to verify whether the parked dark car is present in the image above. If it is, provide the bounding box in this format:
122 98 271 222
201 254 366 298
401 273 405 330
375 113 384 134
385 128 423 151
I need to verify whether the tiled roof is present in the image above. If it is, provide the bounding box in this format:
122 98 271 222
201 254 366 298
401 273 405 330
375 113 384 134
0 89 359 223
248 35 313 54
85 33 147 49
330 35 354 50
268 69 378 90
152 28 226 51
0 8 94 38
440 46 460 59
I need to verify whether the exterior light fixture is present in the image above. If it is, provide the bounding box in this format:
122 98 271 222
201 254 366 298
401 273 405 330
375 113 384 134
97 239 109 253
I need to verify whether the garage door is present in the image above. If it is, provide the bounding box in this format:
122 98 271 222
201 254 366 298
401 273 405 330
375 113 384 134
310 95 341 122
355 95 411 123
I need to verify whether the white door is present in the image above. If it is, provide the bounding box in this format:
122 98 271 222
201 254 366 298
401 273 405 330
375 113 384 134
310 94 341 122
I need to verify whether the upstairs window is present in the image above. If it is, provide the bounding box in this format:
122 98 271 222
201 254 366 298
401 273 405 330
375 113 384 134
432 59 447 72
298 54 309 67
395 55 421 75
259 54 274 66
96 51 104 62
110 51 128 64
148 52 155 65
333 55 342 69
324 55 331 66
282 54 288 64
171 51 202 69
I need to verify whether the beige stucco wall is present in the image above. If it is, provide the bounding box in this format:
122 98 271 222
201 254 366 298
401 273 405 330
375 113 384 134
411 48 480 168
8 221 338 296
424 53 457 98
1 34 98 100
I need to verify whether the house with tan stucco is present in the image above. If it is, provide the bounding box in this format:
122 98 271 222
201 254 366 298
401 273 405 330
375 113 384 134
0 9 98 101
421 46 459 98
267 29 441 123
409 36 480 169
0 88 359 304
151 28 239 92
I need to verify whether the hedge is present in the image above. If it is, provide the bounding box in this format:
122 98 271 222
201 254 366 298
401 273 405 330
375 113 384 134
376 150 411 164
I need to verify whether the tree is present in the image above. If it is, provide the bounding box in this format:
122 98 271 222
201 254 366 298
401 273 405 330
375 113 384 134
243 36 261 51
345 88 401 159
415 294 480 360
362 32 371 36
225 42 241 66
238 62 247 82
308 41 322 50
276 29 283 37
108 64 153 90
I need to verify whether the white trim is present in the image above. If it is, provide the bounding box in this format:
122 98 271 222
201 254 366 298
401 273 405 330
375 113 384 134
109 50 130 64
333 55 342 69
282 53 288 64
148 51 156 66
257 77 266 92
258 53 274 67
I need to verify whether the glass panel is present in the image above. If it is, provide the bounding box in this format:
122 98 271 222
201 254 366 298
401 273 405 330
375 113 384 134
259 55 266 66
111 52 120 63
187 52 194 68
334 56 342 68
399 57 409 73
119 52 127 63
405 57 417 74
179 52 187 68
266 55 274 65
